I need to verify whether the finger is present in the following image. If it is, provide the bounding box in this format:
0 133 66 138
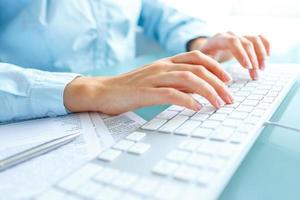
245 36 268 70
258 34 271 56
225 33 253 70
248 68 259 80
150 71 225 108
164 64 234 104
143 88 202 111
170 50 232 83
239 36 259 70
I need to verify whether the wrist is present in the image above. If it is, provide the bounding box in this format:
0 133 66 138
63 76 104 112
187 37 208 51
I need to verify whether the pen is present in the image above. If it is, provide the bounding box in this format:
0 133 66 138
0 132 81 172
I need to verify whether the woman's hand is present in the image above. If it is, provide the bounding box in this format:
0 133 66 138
189 32 270 80
64 51 233 115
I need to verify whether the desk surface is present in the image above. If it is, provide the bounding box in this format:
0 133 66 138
90 53 300 200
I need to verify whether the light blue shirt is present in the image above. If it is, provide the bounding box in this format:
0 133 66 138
0 0 209 122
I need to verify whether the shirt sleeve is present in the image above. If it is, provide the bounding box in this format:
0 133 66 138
0 63 79 123
138 0 211 54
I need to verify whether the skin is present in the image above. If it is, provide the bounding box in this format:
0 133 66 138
64 32 270 115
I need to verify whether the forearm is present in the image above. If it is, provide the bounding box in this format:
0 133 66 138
139 0 211 54
0 63 79 122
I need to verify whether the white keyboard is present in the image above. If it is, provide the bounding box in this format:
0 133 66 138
35 65 299 200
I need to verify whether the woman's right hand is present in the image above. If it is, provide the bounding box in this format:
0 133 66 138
64 51 234 115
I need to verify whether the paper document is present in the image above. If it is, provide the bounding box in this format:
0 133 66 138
0 111 145 199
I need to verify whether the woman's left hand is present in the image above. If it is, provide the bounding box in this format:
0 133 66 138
189 32 270 80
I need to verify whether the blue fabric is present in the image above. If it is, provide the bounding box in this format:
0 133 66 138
0 0 209 122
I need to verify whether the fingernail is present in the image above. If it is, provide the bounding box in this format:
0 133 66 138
224 72 232 83
215 97 225 108
260 61 265 70
252 72 259 80
226 94 234 104
246 65 252 69
194 102 202 111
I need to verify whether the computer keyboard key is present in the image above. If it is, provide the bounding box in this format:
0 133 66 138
242 100 259 106
257 102 271 110
174 165 199 182
222 119 243 127
198 106 216 114
262 97 275 103
267 91 279 97
253 89 269 95
197 141 219 155
167 105 185 111
217 107 235 115
230 133 248 144
113 140 135 151
158 115 189 133
112 172 138 189
186 153 210 167
126 131 146 142
95 186 121 200
209 157 228 171
229 111 248 119
191 113 210 121
94 168 120 184
98 149 122 162
209 113 228 121
235 91 250 97
233 96 246 102
236 124 254 134
224 102 240 108
245 116 261 125
211 126 235 141
180 109 196 116
37 188 66 200
128 142 151 155
142 118 167 131
178 139 202 151
236 105 254 113
174 120 201 135
76 180 104 198
121 193 143 200
157 110 178 119
191 127 213 138
201 120 221 129
132 177 159 196
166 149 190 162
58 163 103 191
247 94 264 100
152 160 179 176
240 86 256 92
60 194 82 200
251 109 265 117
154 182 183 200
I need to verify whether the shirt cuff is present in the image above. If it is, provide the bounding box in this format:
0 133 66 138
166 20 212 54
30 71 80 118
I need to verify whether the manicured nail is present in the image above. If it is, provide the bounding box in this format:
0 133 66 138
216 97 225 108
223 71 232 83
252 72 259 80
260 61 265 70
194 102 202 111
225 94 233 104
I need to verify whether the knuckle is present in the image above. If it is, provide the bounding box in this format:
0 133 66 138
195 66 207 75
163 88 176 100
243 40 253 49
227 35 239 44
190 50 202 58
178 71 193 81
